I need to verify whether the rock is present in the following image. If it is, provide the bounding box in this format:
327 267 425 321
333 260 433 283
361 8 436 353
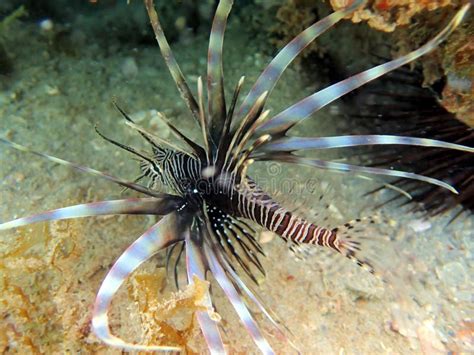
417 320 446 354
259 231 275 244
436 261 467 288
149 112 171 139
39 18 54 33
408 219 432 232
121 57 138 79
390 303 418 338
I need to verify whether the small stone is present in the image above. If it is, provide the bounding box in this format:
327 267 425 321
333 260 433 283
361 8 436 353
455 290 472 303
39 18 54 32
260 231 274 244
175 16 186 31
408 219 431 232
328 204 343 220
13 173 25 183
390 303 418 338
130 110 149 123
436 261 467 287
121 57 138 79
129 110 170 139
149 112 170 138
417 320 446 353
45 84 59 96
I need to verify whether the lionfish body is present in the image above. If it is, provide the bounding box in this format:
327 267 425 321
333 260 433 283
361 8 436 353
152 145 336 242
143 125 345 269
1 0 472 353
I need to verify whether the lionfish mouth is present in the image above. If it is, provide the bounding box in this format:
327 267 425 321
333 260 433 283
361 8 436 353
0 0 472 353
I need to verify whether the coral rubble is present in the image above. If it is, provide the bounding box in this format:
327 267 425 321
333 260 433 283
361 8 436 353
330 0 458 32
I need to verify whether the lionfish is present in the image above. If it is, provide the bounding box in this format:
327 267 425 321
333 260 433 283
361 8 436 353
0 0 472 352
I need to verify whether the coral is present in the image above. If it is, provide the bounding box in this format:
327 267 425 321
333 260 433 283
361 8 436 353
0 192 211 352
330 0 458 32
328 0 473 126
0 216 89 352
440 26 474 126
391 4 474 127
128 272 213 352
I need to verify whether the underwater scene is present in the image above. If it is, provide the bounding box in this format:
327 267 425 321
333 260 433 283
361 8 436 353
0 0 472 353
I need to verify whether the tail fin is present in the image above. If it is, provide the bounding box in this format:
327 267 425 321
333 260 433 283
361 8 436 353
332 215 396 277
